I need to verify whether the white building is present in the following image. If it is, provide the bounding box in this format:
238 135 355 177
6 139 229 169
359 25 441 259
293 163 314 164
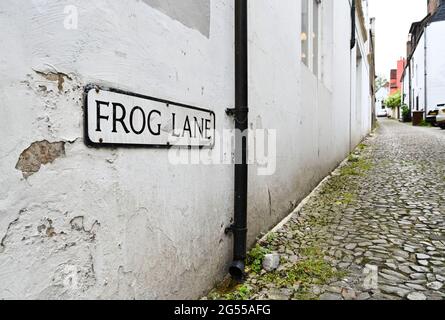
375 85 389 117
0 0 374 299
401 0 445 115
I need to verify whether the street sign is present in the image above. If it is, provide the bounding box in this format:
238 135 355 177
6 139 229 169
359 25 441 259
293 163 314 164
84 85 215 148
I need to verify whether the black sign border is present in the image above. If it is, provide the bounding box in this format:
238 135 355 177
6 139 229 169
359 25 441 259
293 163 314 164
84 84 216 149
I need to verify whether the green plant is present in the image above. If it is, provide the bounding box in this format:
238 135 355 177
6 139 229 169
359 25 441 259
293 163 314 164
261 246 347 300
348 155 359 163
340 157 372 177
418 120 431 127
224 285 252 300
401 104 411 122
384 91 401 110
247 245 270 274
266 232 277 243
401 104 409 117
338 192 355 205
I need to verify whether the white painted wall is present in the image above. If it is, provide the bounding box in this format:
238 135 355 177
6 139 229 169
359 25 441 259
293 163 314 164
413 32 426 112
350 10 373 148
0 0 373 299
402 72 409 107
376 86 389 114
426 21 445 110
247 0 372 241
0 0 235 300
405 20 445 115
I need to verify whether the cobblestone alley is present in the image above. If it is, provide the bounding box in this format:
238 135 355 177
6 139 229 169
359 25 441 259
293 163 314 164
208 119 445 301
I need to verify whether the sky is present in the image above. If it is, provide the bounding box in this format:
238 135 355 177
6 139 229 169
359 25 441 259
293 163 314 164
368 0 427 79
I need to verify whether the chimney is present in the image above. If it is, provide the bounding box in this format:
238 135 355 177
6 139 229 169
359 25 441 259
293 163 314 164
406 35 412 57
428 0 440 15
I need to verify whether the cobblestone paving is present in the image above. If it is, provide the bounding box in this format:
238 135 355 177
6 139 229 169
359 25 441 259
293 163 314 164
208 119 445 300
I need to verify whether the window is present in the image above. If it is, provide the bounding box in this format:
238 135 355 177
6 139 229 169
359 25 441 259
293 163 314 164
301 0 321 77
390 70 397 80
312 0 320 76
301 0 309 66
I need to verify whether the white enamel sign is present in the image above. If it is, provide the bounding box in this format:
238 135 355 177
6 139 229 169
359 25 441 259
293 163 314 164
85 86 215 148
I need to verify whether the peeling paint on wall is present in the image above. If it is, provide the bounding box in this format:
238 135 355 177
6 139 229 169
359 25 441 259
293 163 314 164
34 70 72 92
0 0 229 300
0 204 101 298
142 0 211 38
15 141 66 178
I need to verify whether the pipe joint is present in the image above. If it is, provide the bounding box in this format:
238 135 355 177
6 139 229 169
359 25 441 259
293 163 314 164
226 107 249 124
225 224 248 236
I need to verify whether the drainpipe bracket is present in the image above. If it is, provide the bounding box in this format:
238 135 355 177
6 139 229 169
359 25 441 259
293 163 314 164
226 107 249 116
226 107 249 124
225 224 248 236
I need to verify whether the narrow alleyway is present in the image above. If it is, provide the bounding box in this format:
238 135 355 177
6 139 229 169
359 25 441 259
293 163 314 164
209 119 445 301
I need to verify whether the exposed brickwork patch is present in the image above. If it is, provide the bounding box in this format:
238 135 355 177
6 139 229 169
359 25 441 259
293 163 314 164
16 141 66 178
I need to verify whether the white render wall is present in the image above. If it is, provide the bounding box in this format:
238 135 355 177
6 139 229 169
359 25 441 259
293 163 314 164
426 21 445 109
404 21 445 114
247 0 372 245
412 32 427 112
350 10 373 148
376 87 389 114
0 0 372 299
0 0 235 300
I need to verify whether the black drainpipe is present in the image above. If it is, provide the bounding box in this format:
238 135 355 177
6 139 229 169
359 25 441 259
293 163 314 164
349 0 356 151
350 0 356 50
424 26 428 118
226 0 249 282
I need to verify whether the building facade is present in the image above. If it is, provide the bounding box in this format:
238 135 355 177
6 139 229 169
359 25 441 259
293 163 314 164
0 0 374 299
401 0 445 116
387 58 405 119
376 84 389 117
389 58 405 96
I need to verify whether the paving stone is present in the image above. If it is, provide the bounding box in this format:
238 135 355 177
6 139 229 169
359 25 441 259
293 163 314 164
410 265 429 273
436 275 445 282
407 292 427 301
379 285 410 298
426 282 443 291
404 246 416 253
345 244 357 250
393 250 410 259
267 289 291 300
398 266 413 274
319 293 343 301
326 286 342 294
262 254 280 272
341 288 357 300
410 273 427 280
427 274 436 282
416 254 431 260
405 283 427 291
356 292 371 300
381 269 409 280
